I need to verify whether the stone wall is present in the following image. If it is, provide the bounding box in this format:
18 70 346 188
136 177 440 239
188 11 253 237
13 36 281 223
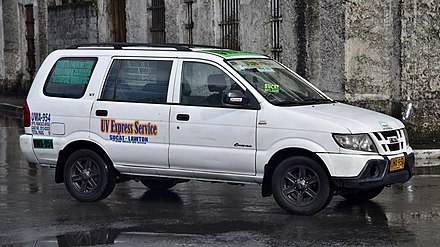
344 0 402 116
125 0 149 43
0 1 5 80
47 2 98 52
401 0 440 147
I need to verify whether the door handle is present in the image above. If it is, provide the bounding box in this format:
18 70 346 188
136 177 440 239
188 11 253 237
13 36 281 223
176 114 190 121
96 110 108 117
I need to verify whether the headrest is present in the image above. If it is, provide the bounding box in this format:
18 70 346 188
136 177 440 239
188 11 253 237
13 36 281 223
207 74 227 92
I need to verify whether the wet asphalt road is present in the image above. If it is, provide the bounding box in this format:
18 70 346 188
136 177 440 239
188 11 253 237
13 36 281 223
1 114 440 247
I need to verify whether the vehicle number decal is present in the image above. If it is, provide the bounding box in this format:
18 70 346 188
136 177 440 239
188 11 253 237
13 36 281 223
33 138 53 149
31 112 51 135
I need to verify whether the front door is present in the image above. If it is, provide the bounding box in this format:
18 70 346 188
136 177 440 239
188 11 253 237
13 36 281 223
169 60 257 175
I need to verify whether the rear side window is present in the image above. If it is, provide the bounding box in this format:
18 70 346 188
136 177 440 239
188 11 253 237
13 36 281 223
101 59 172 103
43 57 97 98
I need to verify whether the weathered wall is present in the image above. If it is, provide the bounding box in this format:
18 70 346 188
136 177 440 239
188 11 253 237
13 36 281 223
126 0 148 42
164 0 185 43
240 0 271 54
0 1 5 79
1 0 28 95
38 0 48 64
344 0 402 114
293 0 345 100
192 0 218 45
96 0 112 42
47 2 98 52
401 0 440 147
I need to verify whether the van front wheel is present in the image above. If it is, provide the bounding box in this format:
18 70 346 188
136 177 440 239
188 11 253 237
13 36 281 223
64 149 116 202
271 156 332 215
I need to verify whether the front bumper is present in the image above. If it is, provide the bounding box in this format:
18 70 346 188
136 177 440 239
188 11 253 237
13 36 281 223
332 152 415 190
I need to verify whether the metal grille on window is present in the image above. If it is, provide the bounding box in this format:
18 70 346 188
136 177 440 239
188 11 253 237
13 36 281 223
184 0 194 44
271 0 282 61
25 4 36 79
151 0 166 43
220 0 240 50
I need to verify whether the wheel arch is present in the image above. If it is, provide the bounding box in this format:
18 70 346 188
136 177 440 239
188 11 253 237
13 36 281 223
261 147 331 197
55 140 115 183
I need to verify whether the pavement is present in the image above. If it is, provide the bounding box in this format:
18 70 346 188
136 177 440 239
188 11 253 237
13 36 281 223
1 96 439 171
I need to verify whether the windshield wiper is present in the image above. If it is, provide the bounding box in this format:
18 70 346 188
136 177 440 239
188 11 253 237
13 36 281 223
275 98 334 106
302 98 335 104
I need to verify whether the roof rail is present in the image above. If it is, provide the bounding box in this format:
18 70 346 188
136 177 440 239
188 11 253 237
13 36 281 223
66 43 225 51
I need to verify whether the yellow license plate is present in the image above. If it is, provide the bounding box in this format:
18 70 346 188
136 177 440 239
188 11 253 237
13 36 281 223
390 156 405 172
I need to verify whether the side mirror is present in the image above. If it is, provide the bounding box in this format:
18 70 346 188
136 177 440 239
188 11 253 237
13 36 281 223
222 90 249 106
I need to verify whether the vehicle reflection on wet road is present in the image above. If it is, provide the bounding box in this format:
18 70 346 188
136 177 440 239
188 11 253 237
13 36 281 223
1 115 439 246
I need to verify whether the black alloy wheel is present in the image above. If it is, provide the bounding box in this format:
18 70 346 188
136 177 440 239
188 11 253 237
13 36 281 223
64 149 116 202
272 156 332 215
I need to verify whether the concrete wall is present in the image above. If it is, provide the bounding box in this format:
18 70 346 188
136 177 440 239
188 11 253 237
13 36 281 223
96 0 112 43
240 0 271 55
344 0 401 115
47 2 98 52
0 1 5 80
401 0 440 146
126 0 148 43
192 0 219 45
1 0 28 95
164 0 185 43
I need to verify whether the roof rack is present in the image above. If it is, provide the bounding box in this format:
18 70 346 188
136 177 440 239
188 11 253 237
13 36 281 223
66 43 225 51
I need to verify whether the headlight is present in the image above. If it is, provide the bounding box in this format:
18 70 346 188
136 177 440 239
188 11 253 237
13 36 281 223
333 134 377 152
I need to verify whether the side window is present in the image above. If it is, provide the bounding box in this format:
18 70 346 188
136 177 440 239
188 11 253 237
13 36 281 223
101 59 172 103
44 57 97 98
181 62 238 106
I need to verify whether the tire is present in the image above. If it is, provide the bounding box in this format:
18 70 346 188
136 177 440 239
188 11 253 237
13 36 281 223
342 186 384 202
64 149 116 202
271 156 332 215
141 178 178 190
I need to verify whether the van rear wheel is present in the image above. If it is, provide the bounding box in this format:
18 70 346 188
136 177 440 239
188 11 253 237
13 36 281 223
64 149 116 202
271 156 332 215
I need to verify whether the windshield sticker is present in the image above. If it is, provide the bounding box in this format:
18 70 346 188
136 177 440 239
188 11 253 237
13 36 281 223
229 59 283 70
199 49 264 58
31 112 51 135
264 84 280 93
100 118 158 144
33 138 53 149
257 67 274 73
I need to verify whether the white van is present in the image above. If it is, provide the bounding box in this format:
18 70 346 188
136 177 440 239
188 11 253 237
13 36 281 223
19 44 414 215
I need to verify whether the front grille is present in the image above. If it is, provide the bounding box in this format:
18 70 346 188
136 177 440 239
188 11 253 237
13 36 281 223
372 129 406 154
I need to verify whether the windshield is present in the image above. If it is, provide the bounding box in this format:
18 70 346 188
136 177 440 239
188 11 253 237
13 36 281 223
228 59 333 106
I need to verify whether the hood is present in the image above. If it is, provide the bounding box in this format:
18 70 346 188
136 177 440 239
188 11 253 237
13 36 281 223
280 103 404 133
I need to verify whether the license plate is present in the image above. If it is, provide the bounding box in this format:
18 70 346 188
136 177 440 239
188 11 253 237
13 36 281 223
390 156 405 172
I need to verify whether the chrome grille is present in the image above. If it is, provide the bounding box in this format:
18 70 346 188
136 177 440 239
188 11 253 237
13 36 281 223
371 129 407 154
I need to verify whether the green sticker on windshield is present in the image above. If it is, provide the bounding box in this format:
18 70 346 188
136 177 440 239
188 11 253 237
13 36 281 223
264 84 280 93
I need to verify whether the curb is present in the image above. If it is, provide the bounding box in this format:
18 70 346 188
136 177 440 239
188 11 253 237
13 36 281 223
413 149 440 167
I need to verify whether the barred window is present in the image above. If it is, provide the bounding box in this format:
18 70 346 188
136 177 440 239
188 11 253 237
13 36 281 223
220 0 240 50
151 0 166 43
271 0 282 61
